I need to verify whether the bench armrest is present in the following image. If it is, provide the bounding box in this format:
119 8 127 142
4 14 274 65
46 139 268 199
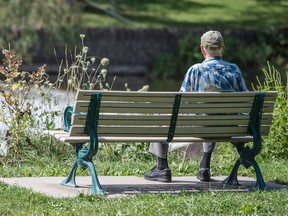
64 106 74 132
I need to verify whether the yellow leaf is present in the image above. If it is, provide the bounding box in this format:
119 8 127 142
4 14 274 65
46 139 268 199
11 83 20 91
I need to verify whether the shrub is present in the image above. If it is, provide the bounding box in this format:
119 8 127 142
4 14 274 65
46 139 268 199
0 49 54 160
254 62 288 159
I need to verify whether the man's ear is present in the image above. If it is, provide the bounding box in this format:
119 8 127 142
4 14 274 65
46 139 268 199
200 45 205 55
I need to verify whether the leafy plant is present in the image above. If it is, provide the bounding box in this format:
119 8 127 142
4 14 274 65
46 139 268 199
253 62 288 159
0 49 55 160
52 34 113 102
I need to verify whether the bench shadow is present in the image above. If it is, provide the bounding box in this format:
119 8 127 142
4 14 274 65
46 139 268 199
100 179 288 196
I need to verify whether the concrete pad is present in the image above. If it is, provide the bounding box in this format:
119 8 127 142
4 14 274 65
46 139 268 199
0 176 287 198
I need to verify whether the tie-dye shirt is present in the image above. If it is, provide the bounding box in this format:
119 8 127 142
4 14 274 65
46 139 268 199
180 56 247 92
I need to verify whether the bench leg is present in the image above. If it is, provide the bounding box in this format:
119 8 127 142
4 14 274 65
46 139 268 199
223 158 241 186
247 158 267 190
223 157 266 190
82 160 105 195
61 161 78 187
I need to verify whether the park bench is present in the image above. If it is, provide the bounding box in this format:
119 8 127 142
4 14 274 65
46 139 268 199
46 90 277 195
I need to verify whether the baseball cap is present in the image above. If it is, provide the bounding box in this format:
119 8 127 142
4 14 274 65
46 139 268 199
201 30 224 50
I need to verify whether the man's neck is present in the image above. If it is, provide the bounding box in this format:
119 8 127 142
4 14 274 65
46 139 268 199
205 55 222 59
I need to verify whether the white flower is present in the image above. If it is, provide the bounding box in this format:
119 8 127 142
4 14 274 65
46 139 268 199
138 85 150 92
82 46 89 53
101 69 107 79
101 58 109 66
68 79 73 85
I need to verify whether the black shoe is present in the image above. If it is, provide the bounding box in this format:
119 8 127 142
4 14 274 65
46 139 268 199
197 168 211 181
144 166 172 182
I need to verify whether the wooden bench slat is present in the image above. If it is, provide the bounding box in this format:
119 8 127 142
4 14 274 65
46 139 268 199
74 101 274 114
71 113 273 126
69 125 270 136
75 90 278 101
54 135 255 143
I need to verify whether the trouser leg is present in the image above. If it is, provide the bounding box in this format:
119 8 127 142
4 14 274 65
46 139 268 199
200 142 216 169
149 142 169 170
149 142 169 159
203 142 216 153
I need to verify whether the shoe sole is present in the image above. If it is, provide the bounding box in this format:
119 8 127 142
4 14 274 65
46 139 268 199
197 175 211 182
144 176 172 182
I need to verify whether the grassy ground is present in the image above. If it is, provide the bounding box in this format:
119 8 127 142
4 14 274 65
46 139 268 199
83 0 288 29
1 183 287 215
0 141 287 215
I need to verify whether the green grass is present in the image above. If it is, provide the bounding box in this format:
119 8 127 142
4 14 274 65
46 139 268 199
83 0 288 29
1 182 288 215
0 141 288 215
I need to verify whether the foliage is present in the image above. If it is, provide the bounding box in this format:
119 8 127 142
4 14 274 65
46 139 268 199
0 32 112 160
0 0 82 62
253 62 288 159
0 49 62 160
52 34 112 103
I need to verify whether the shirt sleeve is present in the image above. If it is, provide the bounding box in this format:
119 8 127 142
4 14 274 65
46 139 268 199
179 66 195 92
237 66 248 91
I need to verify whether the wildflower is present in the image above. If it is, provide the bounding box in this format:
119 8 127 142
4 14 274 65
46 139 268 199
89 83 94 89
138 85 150 92
80 34 85 39
101 69 107 79
91 57 96 63
82 46 89 53
101 58 109 66
67 79 73 85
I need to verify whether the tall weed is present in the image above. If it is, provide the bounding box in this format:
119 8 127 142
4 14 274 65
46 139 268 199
254 62 288 158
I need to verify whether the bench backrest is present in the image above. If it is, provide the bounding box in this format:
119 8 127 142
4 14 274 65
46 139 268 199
67 90 277 143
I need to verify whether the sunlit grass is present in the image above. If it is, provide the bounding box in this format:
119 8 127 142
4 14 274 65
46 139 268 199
83 0 288 28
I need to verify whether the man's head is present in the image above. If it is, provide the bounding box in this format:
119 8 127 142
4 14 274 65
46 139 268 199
200 30 224 57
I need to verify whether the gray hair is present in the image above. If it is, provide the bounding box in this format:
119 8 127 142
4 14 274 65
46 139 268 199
203 47 223 56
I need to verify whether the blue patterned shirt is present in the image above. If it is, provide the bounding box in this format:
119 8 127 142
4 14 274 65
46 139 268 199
180 56 247 92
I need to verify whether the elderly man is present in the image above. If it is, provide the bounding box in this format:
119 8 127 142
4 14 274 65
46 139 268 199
144 30 248 182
